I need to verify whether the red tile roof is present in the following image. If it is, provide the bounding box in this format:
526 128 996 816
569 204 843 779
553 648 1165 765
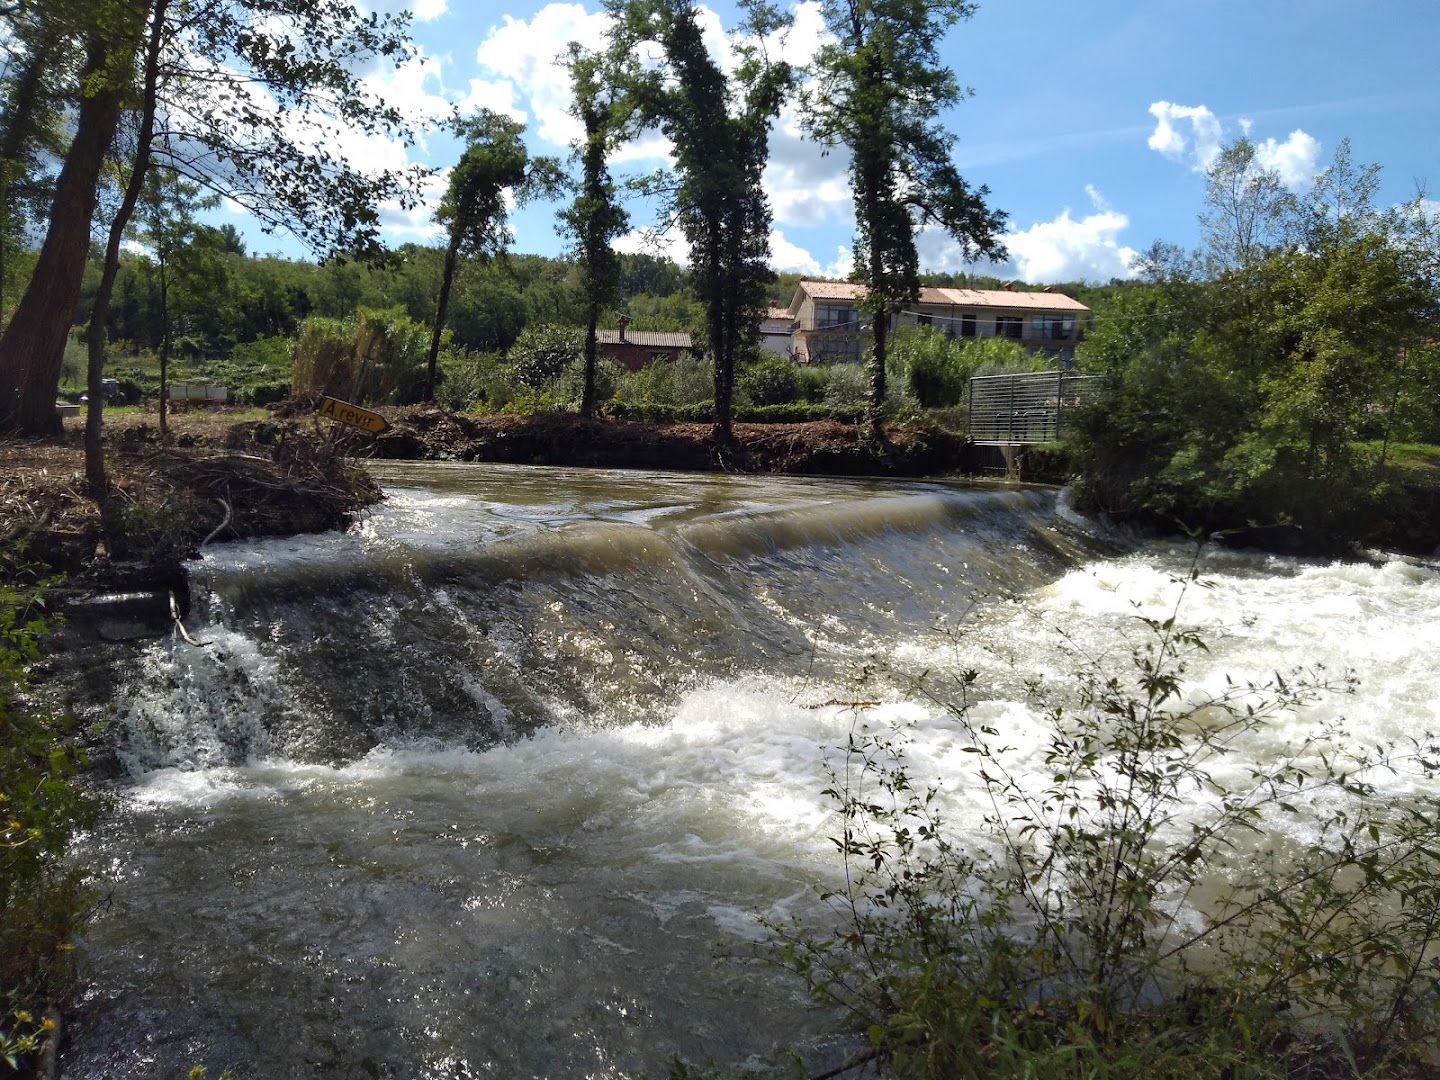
796 279 1090 313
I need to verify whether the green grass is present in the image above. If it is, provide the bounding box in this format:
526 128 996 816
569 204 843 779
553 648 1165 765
1358 440 1440 484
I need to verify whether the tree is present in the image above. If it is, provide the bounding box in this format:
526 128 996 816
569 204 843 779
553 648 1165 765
131 169 221 439
1200 137 1288 275
0 1 82 320
806 0 1006 438
559 45 631 419
422 111 560 402
610 0 792 442
0 0 422 436
0 0 147 436
83 0 168 492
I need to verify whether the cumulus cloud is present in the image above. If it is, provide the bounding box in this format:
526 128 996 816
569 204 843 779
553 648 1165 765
767 229 852 276
765 104 853 228
1253 129 1323 190
472 3 613 147
614 226 691 265
411 0 447 19
918 187 1137 283
1147 101 1223 171
1146 102 1323 190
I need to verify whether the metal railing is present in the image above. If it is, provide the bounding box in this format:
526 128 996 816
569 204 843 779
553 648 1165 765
966 371 1105 444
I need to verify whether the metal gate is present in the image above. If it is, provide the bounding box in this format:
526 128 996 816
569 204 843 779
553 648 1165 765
966 371 1105 444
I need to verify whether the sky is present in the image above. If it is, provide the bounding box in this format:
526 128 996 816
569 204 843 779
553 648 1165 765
224 0 1440 284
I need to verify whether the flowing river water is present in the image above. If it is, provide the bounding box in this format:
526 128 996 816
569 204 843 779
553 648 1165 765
62 462 1440 1078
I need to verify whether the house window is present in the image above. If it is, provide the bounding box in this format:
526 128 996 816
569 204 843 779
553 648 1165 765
996 316 1023 340
816 304 854 328
1030 315 1075 341
917 313 932 327
960 313 976 338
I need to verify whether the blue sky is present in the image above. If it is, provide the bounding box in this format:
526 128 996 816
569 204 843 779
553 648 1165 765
228 0 1440 283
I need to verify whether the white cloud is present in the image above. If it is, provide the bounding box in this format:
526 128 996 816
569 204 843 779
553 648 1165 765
917 188 1137 283
378 168 449 241
764 103 852 228
456 77 527 124
1253 129 1322 190
767 229 852 276
1000 207 1138 283
411 0 447 19
472 3 612 146
614 226 691 265
1146 101 1323 191
1147 101 1223 171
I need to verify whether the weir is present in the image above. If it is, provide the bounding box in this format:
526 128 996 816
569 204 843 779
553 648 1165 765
59 462 1440 1078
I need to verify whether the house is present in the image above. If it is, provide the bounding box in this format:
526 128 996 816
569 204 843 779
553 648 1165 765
596 316 696 371
785 280 1092 365
759 306 796 357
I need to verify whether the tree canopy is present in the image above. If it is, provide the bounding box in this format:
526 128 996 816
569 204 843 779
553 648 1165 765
805 0 1006 433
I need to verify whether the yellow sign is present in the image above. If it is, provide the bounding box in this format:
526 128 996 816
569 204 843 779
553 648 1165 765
317 396 390 435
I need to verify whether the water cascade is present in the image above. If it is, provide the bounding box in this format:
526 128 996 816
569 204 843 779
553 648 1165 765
63 462 1440 1077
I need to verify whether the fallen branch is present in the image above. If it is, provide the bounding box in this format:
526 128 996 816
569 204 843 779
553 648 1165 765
169 591 211 648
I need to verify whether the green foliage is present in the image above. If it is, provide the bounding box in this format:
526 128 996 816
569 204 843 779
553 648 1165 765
778 560 1440 1077
611 0 793 438
291 308 429 405
804 0 1006 426
605 399 864 424
738 356 802 405
0 559 98 1072
1069 141 1440 551
508 323 584 390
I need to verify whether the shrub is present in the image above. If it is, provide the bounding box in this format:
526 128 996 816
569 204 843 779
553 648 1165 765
778 554 1440 1077
819 363 869 408
739 356 802 406
890 326 972 408
291 309 429 405
1 559 99 1072
508 324 583 390
555 355 623 408
613 355 714 408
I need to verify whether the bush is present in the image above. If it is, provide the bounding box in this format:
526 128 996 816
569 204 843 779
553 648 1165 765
739 356 802 406
1 559 98 1072
508 324 583 390
602 400 865 424
613 355 714 408
777 556 1440 1077
819 363 869 408
555 355 623 408
890 326 973 408
291 309 429 405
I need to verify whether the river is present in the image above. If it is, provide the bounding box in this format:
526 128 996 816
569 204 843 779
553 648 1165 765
62 462 1440 1077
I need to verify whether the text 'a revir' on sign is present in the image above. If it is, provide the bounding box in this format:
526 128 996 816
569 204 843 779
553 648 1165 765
317 396 390 435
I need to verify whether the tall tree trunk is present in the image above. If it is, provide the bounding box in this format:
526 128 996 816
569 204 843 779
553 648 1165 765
705 210 731 444
0 37 62 327
85 0 166 502
581 299 599 419
0 29 132 436
866 297 888 443
423 232 462 403
157 270 170 441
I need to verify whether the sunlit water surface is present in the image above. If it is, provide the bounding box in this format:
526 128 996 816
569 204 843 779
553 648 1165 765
64 462 1440 1077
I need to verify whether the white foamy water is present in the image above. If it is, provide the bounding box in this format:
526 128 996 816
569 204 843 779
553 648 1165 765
64 465 1440 1078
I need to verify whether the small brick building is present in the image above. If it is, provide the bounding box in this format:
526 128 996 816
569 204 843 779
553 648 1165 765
596 319 696 371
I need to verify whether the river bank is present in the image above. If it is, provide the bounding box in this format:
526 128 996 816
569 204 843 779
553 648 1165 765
2 404 974 594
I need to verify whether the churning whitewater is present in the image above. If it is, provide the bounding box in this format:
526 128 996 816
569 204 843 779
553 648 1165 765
65 463 1440 1077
